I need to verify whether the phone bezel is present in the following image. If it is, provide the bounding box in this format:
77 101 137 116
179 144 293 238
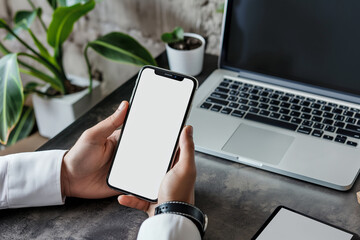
106 65 198 202
251 206 360 240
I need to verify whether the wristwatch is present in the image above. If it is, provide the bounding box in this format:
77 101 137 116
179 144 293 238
154 201 208 237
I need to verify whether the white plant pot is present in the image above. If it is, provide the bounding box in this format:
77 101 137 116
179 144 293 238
33 75 102 138
165 33 205 76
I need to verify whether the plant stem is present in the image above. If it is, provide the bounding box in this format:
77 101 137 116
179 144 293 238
27 0 47 32
84 44 93 93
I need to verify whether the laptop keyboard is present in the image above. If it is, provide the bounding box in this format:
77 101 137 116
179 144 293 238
200 78 359 147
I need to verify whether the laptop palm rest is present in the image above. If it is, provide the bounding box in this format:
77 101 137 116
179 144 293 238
222 124 294 165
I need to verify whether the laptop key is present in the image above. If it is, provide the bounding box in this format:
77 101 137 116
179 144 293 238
231 110 246 118
291 118 302 124
346 124 360 132
323 112 334 118
290 111 300 117
229 102 239 108
269 106 280 112
238 98 248 104
280 115 291 122
211 92 228 99
245 113 298 131
303 120 313 127
297 126 312 135
325 125 335 132
334 115 345 121
206 97 229 106
249 107 260 114
334 121 345 128
321 105 332 112
300 113 311 120
302 107 312 113
248 101 259 107
323 119 333 125
335 135 347 143
333 108 343 114
347 141 358 147
280 102 291 108
200 102 212 109
215 87 230 93
239 105 249 111
279 108 290 115
312 129 324 137
311 116 323 122
228 96 238 101
313 123 324 129
229 90 239 96
211 105 222 112
336 128 360 139
221 108 233 115
259 103 269 109
259 110 270 116
346 117 356 124
220 82 229 87
323 135 334 140
343 111 354 117
270 112 281 119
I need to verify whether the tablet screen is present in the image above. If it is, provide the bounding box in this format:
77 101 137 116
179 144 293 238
254 207 355 240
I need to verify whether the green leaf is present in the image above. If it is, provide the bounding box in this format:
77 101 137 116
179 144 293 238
28 29 54 64
5 10 37 40
6 106 35 146
87 32 157 66
0 54 24 145
0 19 7 28
161 27 184 44
47 0 95 48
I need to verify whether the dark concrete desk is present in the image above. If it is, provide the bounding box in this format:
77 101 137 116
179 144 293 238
1 53 359 239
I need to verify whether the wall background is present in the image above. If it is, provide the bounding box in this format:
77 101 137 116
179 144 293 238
0 0 224 96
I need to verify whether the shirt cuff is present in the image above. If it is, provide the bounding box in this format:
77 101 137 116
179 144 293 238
137 214 201 240
6 150 67 208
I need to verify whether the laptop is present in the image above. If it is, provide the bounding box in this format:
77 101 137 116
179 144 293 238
188 0 360 190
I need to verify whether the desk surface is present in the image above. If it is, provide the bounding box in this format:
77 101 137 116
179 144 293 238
1 53 359 239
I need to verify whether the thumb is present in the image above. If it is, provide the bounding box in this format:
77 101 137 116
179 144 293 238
174 125 196 173
87 101 128 140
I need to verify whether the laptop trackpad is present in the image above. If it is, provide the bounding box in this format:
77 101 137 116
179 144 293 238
222 124 294 165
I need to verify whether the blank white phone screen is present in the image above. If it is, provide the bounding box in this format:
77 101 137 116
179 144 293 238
255 208 353 240
108 68 195 200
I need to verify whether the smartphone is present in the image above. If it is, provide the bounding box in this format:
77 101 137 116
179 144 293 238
252 206 360 240
107 66 198 202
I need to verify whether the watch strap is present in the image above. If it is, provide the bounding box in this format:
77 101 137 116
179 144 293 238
154 201 207 237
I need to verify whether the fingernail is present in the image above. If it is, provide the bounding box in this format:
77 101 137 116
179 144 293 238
118 101 126 111
187 125 193 137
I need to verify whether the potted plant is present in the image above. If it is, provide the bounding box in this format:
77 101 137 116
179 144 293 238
0 0 156 144
161 27 205 76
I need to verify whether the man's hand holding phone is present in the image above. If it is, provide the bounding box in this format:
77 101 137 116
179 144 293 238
118 125 196 217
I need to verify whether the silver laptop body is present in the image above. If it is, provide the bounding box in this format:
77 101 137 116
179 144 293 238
188 0 360 190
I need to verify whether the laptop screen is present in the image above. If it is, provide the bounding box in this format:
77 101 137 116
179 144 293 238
220 0 360 97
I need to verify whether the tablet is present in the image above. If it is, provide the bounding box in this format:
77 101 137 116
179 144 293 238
252 206 359 240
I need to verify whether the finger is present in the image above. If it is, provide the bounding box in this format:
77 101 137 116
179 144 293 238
118 195 150 212
176 125 195 171
87 101 128 140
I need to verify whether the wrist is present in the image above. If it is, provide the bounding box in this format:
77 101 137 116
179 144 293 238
61 153 71 198
154 201 208 238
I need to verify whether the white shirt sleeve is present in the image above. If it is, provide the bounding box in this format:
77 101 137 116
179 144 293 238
137 214 201 240
0 150 66 209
